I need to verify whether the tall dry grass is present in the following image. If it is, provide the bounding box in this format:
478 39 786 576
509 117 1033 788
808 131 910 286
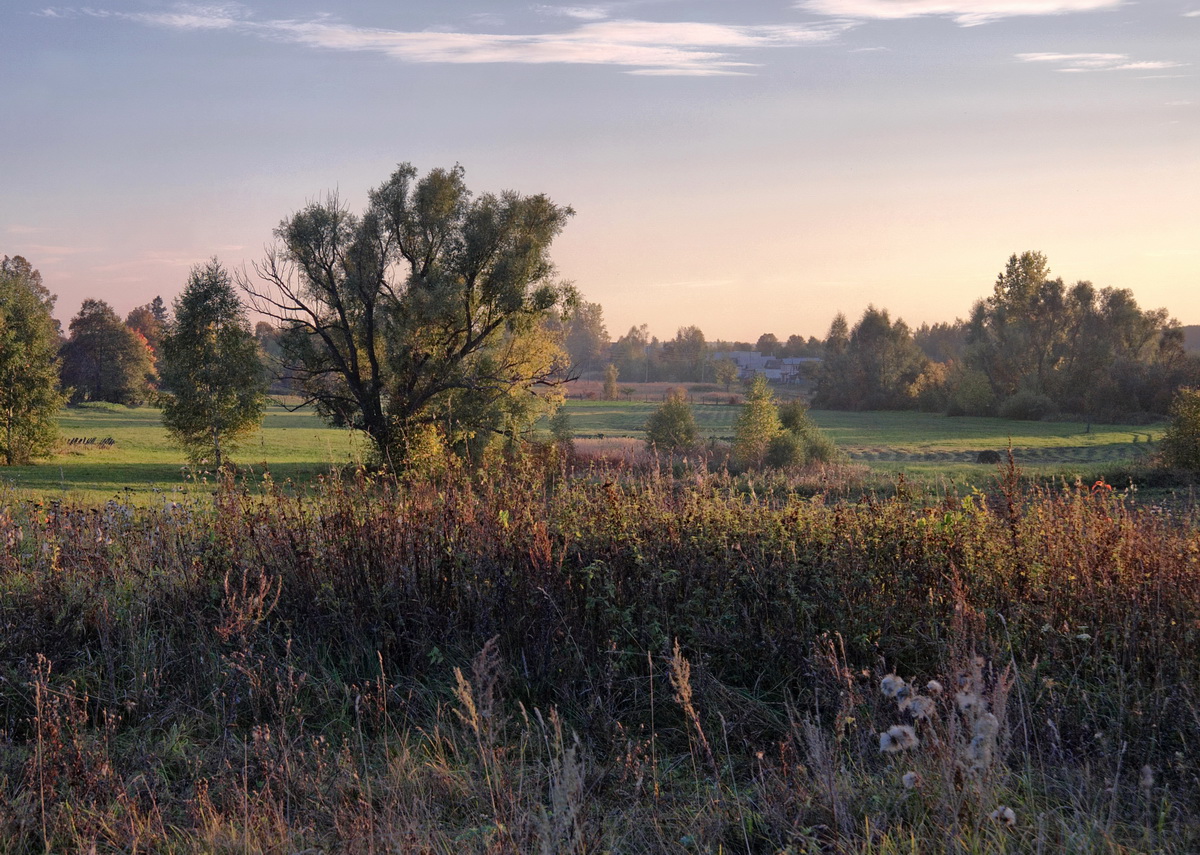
0 455 1197 851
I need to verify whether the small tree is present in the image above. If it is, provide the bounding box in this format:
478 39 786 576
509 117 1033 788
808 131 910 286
644 388 698 453
549 409 574 446
1159 387 1200 471
160 259 267 468
0 256 65 464
732 375 782 470
714 358 739 392
602 364 619 401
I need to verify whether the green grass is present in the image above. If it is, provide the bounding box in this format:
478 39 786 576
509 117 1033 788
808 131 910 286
1 401 1168 502
0 402 362 503
557 399 1164 475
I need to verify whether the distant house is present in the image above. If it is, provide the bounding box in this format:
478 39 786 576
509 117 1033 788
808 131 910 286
712 351 820 384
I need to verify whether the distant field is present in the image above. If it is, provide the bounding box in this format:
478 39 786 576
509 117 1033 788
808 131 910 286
0 400 1167 503
0 403 361 504
556 399 1165 474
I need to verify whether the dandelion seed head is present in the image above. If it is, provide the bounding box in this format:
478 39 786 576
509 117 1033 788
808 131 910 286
900 694 935 719
879 724 919 753
967 734 994 769
902 771 921 789
974 712 1000 739
880 674 906 698
990 805 1016 826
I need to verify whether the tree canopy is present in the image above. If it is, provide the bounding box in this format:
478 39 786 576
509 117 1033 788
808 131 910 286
243 163 575 463
60 299 154 405
160 259 267 468
0 256 65 464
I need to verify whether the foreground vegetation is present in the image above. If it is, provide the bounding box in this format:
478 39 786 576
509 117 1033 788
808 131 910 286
0 454 1197 852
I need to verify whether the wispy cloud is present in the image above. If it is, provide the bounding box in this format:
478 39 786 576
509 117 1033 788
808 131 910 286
40 4 845 76
1017 52 1187 72
796 0 1122 26
535 5 610 20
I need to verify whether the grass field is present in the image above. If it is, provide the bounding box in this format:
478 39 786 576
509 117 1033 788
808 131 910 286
0 402 362 503
557 398 1165 473
0 398 1168 502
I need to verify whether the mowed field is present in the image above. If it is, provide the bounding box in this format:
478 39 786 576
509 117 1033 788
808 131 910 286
1 403 363 504
0 397 1166 503
559 398 1165 473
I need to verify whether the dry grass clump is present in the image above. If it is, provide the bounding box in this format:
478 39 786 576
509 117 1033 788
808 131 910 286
0 457 1197 851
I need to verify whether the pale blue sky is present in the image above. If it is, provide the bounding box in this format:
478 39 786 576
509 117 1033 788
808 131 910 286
2 0 1196 340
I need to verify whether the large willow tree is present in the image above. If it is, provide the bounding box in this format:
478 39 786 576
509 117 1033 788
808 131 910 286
243 163 574 463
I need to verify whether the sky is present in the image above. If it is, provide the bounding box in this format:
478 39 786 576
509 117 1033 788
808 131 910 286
1 0 1197 342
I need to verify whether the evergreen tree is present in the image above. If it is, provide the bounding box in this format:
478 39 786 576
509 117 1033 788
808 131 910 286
160 259 267 468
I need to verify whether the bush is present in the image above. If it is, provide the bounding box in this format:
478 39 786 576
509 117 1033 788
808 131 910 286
945 367 995 417
765 431 806 469
998 391 1057 421
644 388 698 452
777 399 811 432
1159 387 1200 470
797 424 841 463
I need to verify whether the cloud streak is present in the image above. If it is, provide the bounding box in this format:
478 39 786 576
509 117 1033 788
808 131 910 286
43 4 845 75
1017 52 1188 72
795 0 1122 26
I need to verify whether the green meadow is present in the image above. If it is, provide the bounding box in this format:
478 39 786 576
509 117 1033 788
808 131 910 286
0 397 1166 502
557 398 1164 474
0 402 362 504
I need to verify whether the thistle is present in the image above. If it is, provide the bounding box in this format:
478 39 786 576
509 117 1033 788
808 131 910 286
879 725 919 753
990 806 1016 827
880 674 906 699
900 694 935 719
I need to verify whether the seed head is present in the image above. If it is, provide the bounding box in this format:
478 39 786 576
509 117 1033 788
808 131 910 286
1140 765 1155 789
901 695 935 719
955 691 979 712
967 734 994 770
879 724 919 753
880 674 906 699
974 712 1000 739
925 679 944 695
902 771 921 789
990 806 1016 827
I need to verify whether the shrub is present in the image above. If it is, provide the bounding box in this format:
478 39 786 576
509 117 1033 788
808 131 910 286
797 424 841 463
777 399 811 432
1159 387 1200 470
945 367 995 417
765 431 806 469
998 391 1057 421
644 388 698 452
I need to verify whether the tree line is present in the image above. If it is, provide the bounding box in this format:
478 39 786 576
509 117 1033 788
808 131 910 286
814 252 1197 422
3 170 1198 471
